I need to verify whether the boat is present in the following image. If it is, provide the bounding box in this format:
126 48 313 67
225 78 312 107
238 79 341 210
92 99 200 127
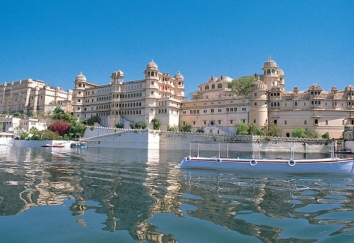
177 142 354 174
334 148 353 154
70 142 87 149
41 144 65 148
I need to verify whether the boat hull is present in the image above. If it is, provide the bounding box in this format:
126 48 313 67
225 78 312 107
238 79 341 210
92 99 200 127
178 157 354 174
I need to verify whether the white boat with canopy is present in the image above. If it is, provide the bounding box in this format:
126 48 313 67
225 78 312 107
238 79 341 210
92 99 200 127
177 142 354 174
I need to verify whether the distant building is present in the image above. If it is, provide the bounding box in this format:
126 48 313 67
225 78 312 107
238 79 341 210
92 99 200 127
0 78 72 115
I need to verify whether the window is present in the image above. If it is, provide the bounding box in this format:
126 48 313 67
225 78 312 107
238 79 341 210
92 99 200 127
205 85 209 90
230 120 233 124
315 119 318 125
218 109 222 112
211 109 214 113
326 120 328 125
304 120 307 125
212 84 215 89
217 83 222 89
274 119 277 125
218 120 221 124
242 107 246 111
284 120 287 125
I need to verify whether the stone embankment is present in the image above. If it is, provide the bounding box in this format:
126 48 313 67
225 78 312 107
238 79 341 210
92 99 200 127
81 126 332 154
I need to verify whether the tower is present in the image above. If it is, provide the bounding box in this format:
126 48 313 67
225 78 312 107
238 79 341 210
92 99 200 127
249 76 268 127
72 72 87 120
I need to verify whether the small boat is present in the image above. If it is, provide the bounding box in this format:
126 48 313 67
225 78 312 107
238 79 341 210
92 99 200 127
177 142 354 174
70 142 87 149
41 144 65 148
334 148 353 154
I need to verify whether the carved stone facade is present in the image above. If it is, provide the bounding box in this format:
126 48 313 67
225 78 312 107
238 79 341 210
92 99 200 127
180 57 353 138
72 60 185 130
1 58 353 138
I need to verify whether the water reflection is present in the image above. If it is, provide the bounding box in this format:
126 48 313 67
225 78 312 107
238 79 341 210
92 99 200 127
0 147 353 242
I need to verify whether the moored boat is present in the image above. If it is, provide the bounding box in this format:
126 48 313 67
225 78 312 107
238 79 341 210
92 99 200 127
70 142 88 149
41 144 65 148
177 142 354 174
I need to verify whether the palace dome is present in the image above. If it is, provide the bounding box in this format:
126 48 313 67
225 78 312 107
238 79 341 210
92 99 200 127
217 75 232 82
146 60 158 70
75 72 86 82
263 57 277 68
174 71 184 80
277 68 284 76
252 78 267 91
308 84 322 91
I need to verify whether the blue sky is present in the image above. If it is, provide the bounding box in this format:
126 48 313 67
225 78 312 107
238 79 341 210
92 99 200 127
1 0 353 98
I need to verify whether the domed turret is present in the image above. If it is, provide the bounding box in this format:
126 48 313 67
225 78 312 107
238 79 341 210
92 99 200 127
277 68 284 76
216 75 232 82
75 72 86 82
251 77 267 91
146 59 158 70
174 71 184 80
263 57 278 68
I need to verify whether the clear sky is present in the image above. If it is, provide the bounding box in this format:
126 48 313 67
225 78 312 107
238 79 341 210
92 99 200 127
1 0 353 98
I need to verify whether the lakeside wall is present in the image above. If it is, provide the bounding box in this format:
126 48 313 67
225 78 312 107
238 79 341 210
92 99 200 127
81 127 331 154
82 128 159 149
8 127 332 154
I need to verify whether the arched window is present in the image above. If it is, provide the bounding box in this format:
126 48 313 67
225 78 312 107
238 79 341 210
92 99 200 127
205 85 209 90
267 69 271 74
217 83 222 89
212 84 215 90
228 83 232 88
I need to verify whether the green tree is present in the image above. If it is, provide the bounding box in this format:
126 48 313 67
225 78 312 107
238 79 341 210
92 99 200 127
231 75 255 95
292 127 307 138
167 125 178 132
196 128 204 133
151 117 160 130
87 116 101 126
135 121 147 129
236 123 249 135
29 127 41 140
322 132 330 139
41 130 60 140
181 124 191 132
248 124 264 136
262 124 283 137
115 123 124 129
69 122 86 138
19 131 29 140
305 128 319 138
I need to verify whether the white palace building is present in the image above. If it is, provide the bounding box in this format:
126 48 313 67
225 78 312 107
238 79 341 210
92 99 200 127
1 58 354 139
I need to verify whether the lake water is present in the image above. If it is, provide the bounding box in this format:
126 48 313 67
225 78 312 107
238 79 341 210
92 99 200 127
0 147 354 243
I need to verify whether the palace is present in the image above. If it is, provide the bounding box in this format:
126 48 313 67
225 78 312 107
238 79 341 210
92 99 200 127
72 60 185 130
181 58 354 138
1 58 353 138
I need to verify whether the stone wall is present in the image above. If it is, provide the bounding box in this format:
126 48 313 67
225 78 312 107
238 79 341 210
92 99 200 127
159 131 330 154
80 127 331 154
82 129 159 150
